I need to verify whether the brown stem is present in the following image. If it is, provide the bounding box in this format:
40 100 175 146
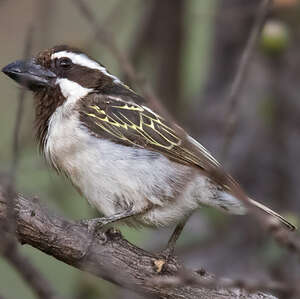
221 0 273 161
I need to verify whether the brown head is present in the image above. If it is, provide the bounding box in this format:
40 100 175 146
2 45 123 147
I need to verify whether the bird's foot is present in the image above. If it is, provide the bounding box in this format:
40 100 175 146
157 221 185 264
159 246 174 262
80 217 110 236
154 246 178 273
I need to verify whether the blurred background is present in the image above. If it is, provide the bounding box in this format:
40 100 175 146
0 0 300 298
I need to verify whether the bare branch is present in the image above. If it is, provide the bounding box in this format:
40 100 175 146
0 25 62 299
269 222 300 254
10 24 33 180
0 184 278 299
84 0 129 50
0 181 61 299
221 0 273 161
71 0 171 120
149 268 296 296
1 239 61 299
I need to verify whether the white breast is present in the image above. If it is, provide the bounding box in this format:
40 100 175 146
44 81 245 227
45 107 192 213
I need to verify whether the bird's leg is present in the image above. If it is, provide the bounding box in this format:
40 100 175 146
166 221 186 255
154 219 188 273
81 203 138 234
160 218 189 259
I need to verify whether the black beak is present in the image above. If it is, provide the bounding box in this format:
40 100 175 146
2 59 56 90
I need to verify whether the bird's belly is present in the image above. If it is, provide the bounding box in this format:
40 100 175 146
45 117 244 227
62 138 201 226
45 119 208 225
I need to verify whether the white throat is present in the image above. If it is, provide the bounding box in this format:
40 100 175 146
45 78 92 169
56 78 93 105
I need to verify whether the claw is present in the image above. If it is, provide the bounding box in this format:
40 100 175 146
159 247 174 261
79 219 109 244
80 218 107 235
155 250 179 273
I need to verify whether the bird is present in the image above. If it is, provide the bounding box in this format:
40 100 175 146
2 45 295 255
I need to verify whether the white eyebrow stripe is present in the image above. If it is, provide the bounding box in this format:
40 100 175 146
51 51 122 84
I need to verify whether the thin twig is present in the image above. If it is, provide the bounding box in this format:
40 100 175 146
72 0 171 119
214 0 300 262
0 25 61 299
221 0 273 161
2 241 60 299
0 180 61 299
5 24 34 237
84 0 129 49
270 222 300 253
10 24 34 181
149 269 297 297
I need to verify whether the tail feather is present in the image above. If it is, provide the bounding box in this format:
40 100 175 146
248 198 296 231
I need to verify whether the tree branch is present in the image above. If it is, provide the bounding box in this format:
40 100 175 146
221 0 273 161
10 24 33 179
0 24 61 299
0 183 278 299
72 0 171 120
0 182 61 299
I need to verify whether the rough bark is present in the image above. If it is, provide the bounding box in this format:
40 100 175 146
0 185 277 299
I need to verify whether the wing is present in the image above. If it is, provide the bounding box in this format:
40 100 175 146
78 93 296 231
79 93 235 190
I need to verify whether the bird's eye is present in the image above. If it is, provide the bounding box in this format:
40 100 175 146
58 57 72 69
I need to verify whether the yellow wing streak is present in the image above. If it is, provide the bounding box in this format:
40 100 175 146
83 102 220 171
112 104 181 145
86 104 182 150
89 105 105 114
111 103 144 112
118 111 181 148
111 112 163 146
115 112 175 149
